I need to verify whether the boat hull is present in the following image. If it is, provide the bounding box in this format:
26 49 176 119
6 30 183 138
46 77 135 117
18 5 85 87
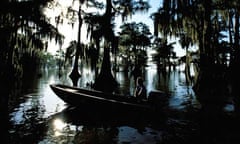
50 84 168 113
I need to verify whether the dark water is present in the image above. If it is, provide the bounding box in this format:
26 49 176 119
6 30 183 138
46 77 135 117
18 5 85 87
7 64 236 144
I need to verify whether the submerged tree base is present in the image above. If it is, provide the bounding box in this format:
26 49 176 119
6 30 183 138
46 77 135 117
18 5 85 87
92 46 119 92
69 69 81 86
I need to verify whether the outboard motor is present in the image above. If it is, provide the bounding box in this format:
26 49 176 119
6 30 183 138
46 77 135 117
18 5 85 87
148 90 168 110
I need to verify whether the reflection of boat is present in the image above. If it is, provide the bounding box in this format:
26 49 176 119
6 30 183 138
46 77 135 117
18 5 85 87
49 105 166 129
50 84 168 112
48 106 167 144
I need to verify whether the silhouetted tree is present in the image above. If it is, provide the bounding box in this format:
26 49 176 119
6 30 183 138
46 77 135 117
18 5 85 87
0 0 63 142
119 22 152 73
90 0 150 92
179 34 194 85
151 0 239 111
152 38 175 73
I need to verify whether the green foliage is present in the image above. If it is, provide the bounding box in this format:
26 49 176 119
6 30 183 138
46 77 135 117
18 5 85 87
0 0 64 79
152 0 239 61
118 22 151 66
152 38 176 64
113 0 150 21
119 22 152 50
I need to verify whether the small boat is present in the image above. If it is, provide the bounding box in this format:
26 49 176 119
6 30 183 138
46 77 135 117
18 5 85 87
50 84 168 112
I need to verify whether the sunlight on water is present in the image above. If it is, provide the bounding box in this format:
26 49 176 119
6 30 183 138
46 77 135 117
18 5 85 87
224 104 234 112
53 119 67 136
38 71 67 116
53 119 66 131
145 64 158 93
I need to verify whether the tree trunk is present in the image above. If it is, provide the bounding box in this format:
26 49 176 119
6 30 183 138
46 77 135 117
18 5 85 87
0 81 10 143
69 6 82 86
0 49 11 144
231 9 240 116
93 0 118 92
185 49 192 85
93 46 118 92
196 1 227 115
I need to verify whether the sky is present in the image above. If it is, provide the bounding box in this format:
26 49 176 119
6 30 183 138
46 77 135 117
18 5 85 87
46 0 185 57
114 0 161 34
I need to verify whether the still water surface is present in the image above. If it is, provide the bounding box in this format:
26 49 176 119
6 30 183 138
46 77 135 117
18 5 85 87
9 64 200 144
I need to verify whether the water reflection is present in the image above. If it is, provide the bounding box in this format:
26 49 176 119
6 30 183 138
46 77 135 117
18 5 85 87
8 64 200 144
46 105 166 144
53 119 66 131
